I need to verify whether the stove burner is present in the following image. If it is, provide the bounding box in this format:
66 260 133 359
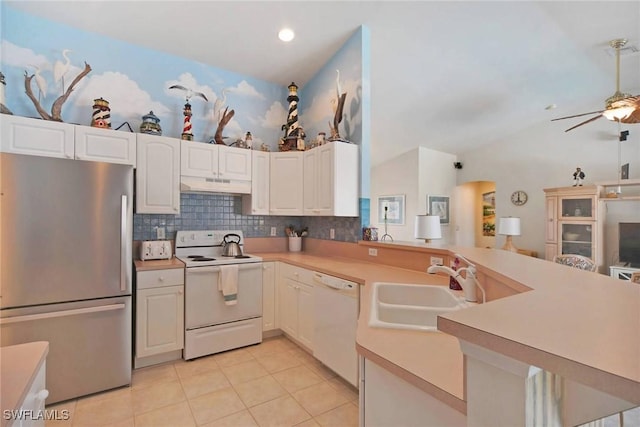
234 255 250 259
192 257 216 261
188 255 205 258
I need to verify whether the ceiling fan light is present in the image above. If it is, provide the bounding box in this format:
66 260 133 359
603 106 635 121
278 28 295 42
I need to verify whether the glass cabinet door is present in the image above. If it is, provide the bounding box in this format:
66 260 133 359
560 197 594 219
560 222 594 258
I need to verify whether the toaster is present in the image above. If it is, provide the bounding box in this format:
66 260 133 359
140 240 172 260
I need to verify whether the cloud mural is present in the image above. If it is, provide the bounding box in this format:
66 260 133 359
229 80 265 100
1 40 49 69
258 101 288 130
76 71 170 125
1 6 290 148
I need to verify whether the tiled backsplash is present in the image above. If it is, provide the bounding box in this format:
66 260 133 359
134 193 361 242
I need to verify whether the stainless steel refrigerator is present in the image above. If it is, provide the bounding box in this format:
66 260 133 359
1 153 133 404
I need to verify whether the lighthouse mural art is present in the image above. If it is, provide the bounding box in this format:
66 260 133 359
280 82 305 150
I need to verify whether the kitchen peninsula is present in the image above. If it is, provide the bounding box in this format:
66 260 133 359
257 240 640 426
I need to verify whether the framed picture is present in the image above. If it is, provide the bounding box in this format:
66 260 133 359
621 163 629 180
427 195 450 224
482 191 496 236
378 195 405 225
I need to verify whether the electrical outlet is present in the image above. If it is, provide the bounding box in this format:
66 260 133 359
330 229 335 239
270 227 277 236
430 256 443 266
156 227 165 240
368 248 378 256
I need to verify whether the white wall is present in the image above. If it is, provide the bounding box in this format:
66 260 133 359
456 118 640 266
372 147 457 243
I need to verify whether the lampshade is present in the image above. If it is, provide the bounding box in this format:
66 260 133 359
498 217 520 253
415 215 442 243
498 217 521 236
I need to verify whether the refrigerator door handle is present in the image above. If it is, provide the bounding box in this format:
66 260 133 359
121 194 130 292
0 303 126 325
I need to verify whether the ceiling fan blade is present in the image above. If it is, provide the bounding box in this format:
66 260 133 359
551 110 604 121
563 114 604 132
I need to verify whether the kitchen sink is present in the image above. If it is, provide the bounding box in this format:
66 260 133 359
369 282 470 332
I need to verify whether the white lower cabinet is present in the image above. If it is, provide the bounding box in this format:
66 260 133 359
135 268 184 367
277 264 314 350
362 358 466 427
17 360 48 427
262 261 276 332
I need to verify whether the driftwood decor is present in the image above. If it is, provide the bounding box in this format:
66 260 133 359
329 92 346 141
214 106 235 144
24 62 91 122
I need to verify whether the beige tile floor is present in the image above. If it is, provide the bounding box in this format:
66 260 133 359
45 335 359 427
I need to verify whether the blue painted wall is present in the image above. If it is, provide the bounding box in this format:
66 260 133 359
1 6 368 242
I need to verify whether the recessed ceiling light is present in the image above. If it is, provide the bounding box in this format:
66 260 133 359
278 28 295 42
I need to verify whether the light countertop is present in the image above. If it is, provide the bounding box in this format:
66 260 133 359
438 247 640 406
258 252 466 411
1 341 49 427
134 258 185 271
259 248 640 409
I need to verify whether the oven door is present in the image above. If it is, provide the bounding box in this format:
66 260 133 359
185 263 262 330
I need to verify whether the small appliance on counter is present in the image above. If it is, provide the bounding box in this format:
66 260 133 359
140 240 172 260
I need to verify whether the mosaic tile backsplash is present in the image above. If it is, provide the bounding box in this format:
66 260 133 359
134 193 361 242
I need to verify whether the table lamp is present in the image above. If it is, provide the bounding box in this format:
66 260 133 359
415 215 442 243
498 217 520 252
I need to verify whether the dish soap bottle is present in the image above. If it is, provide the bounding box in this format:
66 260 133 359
449 257 463 291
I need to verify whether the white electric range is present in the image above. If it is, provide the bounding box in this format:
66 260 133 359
176 230 263 360
175 230 263 267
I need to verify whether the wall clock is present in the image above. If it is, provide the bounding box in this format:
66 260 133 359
511 190 528 206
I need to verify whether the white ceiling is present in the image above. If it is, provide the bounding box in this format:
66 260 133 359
7 1 640 166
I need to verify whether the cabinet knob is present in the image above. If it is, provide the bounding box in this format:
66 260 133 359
36 389 49 402
178 289 183 295
159 277 164 281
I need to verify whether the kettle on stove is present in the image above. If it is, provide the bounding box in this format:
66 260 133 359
221 233 243 257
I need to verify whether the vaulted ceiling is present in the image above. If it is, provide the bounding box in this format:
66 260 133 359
7 1 640 166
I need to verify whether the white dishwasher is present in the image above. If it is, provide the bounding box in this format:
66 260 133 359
313 272 359 388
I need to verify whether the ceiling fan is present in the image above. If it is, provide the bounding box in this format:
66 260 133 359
552 38 640 132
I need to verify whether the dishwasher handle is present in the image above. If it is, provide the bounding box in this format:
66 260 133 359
313 272 355 290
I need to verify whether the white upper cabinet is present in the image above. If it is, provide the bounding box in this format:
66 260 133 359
1 115 136 166
242 150 270 215
180 141 251 194
136 134 181 214
1 114 74 159
74 126 136 166
219 144 252 181
270 151 304 216
303 141 359 217
181 140 219 178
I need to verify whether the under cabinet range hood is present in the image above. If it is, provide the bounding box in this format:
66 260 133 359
180 176 251 194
